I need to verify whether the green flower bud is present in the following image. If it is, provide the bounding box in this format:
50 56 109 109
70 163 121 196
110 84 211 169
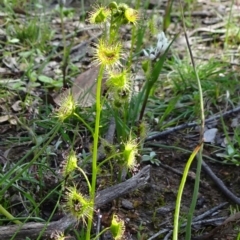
110 214 125 240
108 1 118 10
88 6 110 24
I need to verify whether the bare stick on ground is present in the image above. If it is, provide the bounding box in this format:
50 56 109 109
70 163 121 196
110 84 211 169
146 105 240 141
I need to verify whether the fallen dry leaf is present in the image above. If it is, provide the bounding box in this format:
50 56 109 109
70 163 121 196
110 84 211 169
0 116 10 123
0 115 16 124
11 100 22 112
54 65 106 107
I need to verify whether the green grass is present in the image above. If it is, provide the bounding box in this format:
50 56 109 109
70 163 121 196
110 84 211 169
0 0 240 239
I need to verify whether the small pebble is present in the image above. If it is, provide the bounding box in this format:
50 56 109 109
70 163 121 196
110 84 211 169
122 199 134 210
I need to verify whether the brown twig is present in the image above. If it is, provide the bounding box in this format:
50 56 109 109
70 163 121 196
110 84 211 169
192 202 228 222
202 160 240 205
192 212 240 240
146 105 240 141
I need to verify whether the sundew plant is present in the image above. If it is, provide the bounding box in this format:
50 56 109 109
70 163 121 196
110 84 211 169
53 2 172 239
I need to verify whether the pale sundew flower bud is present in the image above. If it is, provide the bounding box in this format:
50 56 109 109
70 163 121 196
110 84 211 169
142 46 156 60
156 32 169 54
143 31 169 60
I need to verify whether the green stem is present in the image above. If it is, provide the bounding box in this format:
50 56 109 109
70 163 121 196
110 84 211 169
97 152 122 169
173 144 201 240
74 113 94 136
127 24 136 69
185 147 203 240
86 65 105 240
77 166 92 192
138 78 152 122
178 0 205 239
93 227 109 240
225 0 234 47
60 5 68 87
0 204 22 225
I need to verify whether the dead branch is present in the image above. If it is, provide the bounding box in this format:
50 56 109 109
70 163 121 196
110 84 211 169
202 160 240 205
146 105 240 141
192 212 240 240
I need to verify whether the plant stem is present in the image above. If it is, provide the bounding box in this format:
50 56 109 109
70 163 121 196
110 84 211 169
59 5 68 88
127 24 136 69
0 204 22 225
74 113 94 135
178 0 205 238
173 144 201 240
185 147 203 240
86 65 105 240
77 167 92 192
